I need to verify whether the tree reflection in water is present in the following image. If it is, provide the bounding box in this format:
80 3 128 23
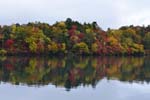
0 56 150 91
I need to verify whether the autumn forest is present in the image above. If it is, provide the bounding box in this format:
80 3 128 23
0 18 150 56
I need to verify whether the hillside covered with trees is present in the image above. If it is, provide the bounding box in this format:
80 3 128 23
0 18 150 56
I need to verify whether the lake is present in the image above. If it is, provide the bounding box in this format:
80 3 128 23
0 56 150 100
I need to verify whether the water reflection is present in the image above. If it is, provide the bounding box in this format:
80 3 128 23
0 56 150 91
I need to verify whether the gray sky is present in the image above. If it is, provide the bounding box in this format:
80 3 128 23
0 0 150 29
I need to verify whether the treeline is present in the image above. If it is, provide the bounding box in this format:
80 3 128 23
0 18 150 55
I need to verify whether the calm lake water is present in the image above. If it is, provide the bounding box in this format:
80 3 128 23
0 56 150 100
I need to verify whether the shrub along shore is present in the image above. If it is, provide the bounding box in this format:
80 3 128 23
0 18 150 56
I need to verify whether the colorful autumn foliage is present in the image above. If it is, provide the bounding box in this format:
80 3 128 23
5 39 14 48
0 18 149 55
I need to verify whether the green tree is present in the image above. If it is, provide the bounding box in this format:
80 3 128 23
143 32 150 49
73 42 89 54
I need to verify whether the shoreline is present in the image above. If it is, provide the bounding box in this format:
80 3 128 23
0 51 148 57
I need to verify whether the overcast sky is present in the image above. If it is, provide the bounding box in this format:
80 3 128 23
0 0 150 29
